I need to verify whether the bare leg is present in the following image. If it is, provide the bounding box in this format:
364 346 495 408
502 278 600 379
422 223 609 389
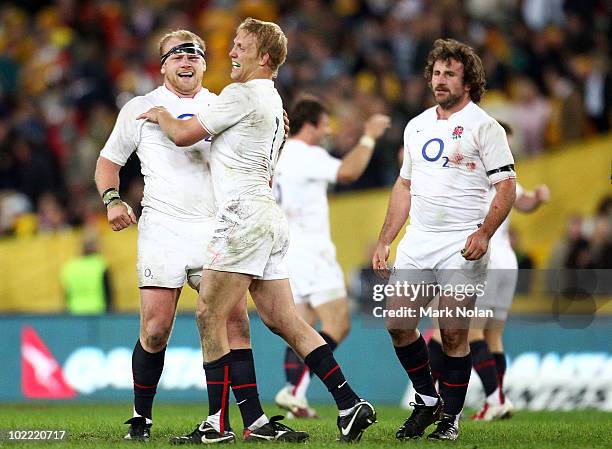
195 270 252 362
316 297 351 343
130 287 180 423
139 287 180 352
249 279 325 357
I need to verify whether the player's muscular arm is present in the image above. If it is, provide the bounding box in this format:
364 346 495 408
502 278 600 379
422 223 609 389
336 114 391 184
137 106 210 147
514 184 550 212
373 176 411 275
94 156 137 231
462 178 516 260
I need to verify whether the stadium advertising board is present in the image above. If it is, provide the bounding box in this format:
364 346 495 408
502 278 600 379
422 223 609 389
2 315 611 410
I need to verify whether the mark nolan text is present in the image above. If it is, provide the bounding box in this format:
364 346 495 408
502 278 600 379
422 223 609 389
372 306 493 319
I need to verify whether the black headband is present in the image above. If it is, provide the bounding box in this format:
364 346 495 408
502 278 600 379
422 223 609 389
160 42 205 66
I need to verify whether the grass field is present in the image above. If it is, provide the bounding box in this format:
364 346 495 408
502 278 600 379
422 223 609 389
0 403 610 448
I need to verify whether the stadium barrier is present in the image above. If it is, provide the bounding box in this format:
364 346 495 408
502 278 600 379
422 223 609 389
3 314 611 410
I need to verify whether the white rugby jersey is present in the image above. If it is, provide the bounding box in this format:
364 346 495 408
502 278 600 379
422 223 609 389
274 138 341 238
100 85 217 220
400 101 515 232
490 182 524 245
196 79 285 207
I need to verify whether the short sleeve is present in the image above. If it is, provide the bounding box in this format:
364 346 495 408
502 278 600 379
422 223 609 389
479 120 516 184
302 148 342 183
399 124 413 180
99 97 146 166
196 83 252 135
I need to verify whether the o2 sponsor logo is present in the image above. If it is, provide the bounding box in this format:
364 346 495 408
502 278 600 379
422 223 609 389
421 138 449 167
177 113 212 141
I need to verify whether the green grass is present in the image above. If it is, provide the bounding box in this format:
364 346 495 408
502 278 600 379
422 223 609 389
0 403 610 448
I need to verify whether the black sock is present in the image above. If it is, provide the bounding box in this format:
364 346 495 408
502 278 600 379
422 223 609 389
394 335 438 399
470 340 498 397
440 353 472 415
319 331 338 351
204 352 232 433
427 338 444 386
132 339 165 419
230 349 265 429
493 352 507 402
304 344 358 410
284 346 305 386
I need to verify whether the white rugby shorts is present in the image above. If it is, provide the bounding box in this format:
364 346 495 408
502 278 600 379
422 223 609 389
137 207 213 289
203 199 289 280
287 238 346 306
390 226 490 290
476 241 518 320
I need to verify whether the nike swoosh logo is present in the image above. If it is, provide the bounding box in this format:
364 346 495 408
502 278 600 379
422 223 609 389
237 399 247 405
341 405 362 436
338 381 347 389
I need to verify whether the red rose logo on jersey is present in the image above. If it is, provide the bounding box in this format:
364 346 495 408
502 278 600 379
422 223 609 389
452 126 464 139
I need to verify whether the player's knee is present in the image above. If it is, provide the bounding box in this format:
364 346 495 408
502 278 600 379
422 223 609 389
195 297 216 326
143 326 171 351
440 330 464 351
387 328 418 346
227 315 250 342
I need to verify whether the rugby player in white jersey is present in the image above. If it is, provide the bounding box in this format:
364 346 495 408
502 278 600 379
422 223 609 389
272 96 390 418
427 123 550 421
372 39 516 441
94 30 294 443
138 18 377 444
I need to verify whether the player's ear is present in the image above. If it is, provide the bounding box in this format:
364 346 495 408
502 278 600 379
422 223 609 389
260 53 270 68
160 65 166 76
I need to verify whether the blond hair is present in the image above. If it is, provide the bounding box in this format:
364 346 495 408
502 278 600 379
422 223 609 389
237 18 287 77
158 29 206 57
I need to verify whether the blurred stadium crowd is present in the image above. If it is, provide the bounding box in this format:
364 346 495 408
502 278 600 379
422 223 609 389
0 0 610 266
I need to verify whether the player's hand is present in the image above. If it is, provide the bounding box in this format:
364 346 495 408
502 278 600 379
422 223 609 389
535 184 550 204
372 242 391 279
107 201 137 232
283 109 290 139
364 114 391 140
136 106 167 124
461 229 489 260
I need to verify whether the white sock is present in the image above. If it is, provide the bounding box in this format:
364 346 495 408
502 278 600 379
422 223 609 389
206 411 221 433
450 413 460 427
132 407 152 424
486 387 502 406
416 393 439 406
247 414 269 431
338 404 355 418
293 368 311 400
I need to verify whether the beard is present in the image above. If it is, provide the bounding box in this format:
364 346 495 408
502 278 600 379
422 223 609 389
434 89 462 110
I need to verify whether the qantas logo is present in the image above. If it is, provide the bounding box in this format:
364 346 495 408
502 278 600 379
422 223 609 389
21 326 76 399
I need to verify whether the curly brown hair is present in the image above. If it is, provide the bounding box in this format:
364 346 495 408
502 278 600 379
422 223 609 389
423 38 486 103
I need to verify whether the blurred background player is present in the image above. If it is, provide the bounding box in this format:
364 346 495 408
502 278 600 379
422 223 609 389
139 18 377 444
273 95 390 418
427 122 551 421
372 38 516 441
95 30 276 442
